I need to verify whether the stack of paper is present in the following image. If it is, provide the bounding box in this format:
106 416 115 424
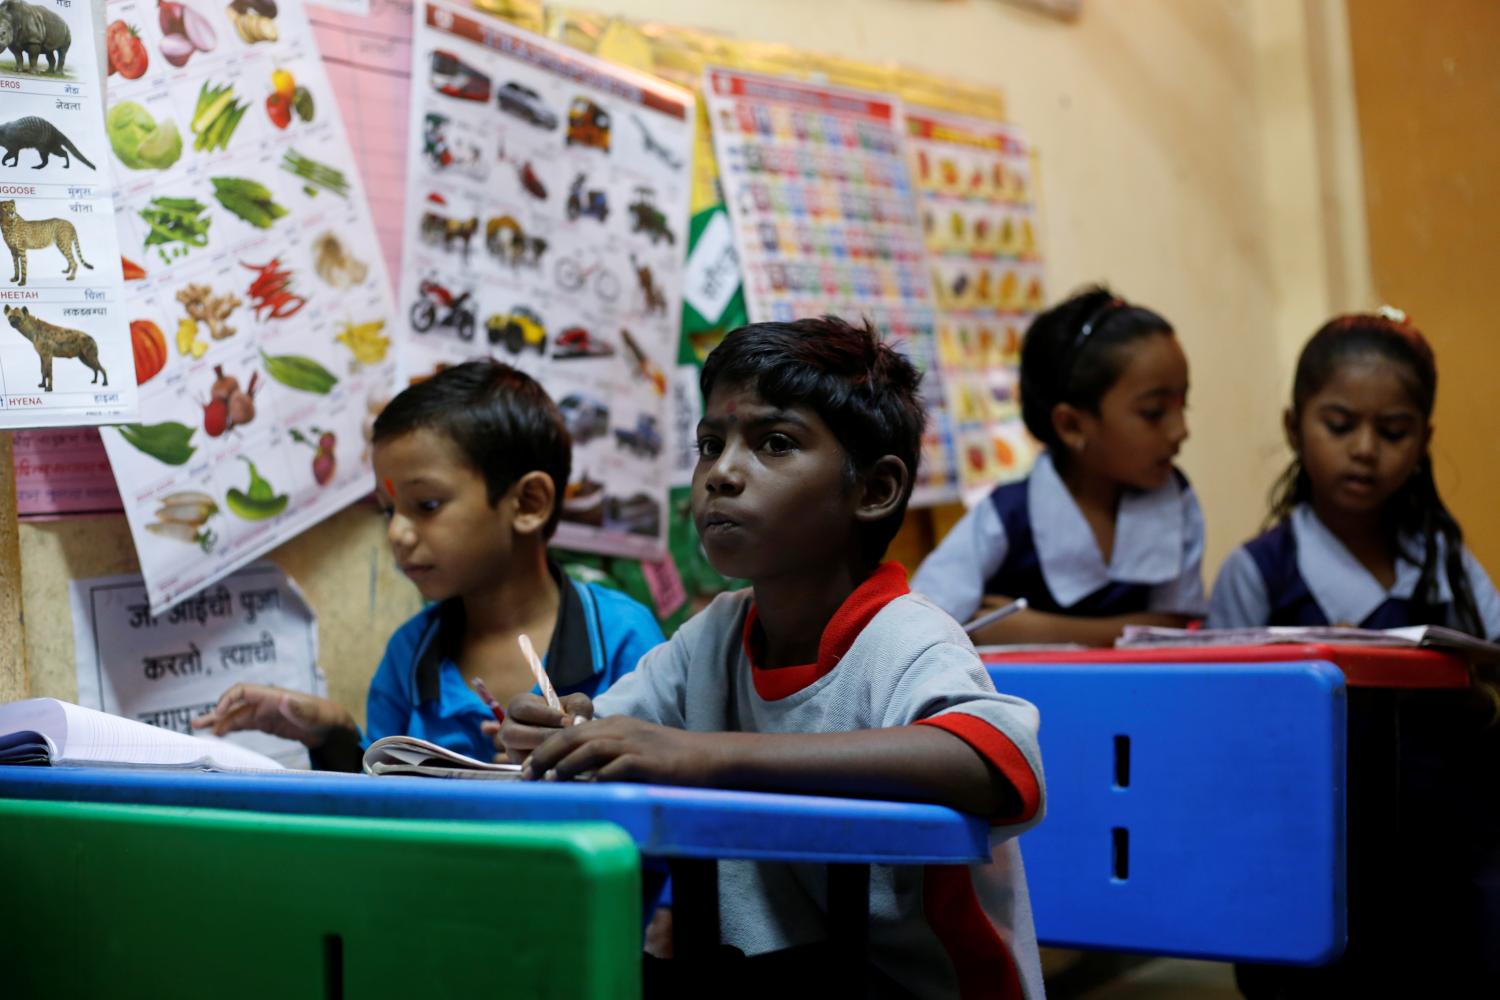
1117 625 1500 662
0 699 283 772
363 735 523 780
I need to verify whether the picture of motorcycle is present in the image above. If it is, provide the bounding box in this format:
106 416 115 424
566 173 609 222
409 278 476 341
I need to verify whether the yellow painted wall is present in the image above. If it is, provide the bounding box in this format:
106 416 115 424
1346 0 1500 575
2 0 1369 710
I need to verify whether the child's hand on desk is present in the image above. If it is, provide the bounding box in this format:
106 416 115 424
497 691 594 763
191 684 355 748
521 716 719 785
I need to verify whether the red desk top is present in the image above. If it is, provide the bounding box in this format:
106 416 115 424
980 643 1470 690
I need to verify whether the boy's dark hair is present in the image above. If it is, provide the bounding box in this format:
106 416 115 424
1019 286 1175 469
373 360 572 539
699 316 925 569
1268 313 1483 637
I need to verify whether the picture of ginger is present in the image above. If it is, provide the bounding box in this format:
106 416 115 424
176 283 242 340
312 231 368 289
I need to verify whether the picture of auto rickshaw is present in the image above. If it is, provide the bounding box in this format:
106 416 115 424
566 97 612 152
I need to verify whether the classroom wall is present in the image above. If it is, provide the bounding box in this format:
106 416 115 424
1345 0 1500 575
0 0 1370 714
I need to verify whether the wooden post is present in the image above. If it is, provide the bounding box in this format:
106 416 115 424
0 433 31 700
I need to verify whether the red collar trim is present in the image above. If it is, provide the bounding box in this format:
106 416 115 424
744 562 910 701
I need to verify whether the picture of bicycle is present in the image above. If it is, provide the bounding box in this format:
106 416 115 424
553 252 622 303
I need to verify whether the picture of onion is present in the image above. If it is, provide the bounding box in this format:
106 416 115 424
159 0 185 35
159 32 194 67
181 5 218 51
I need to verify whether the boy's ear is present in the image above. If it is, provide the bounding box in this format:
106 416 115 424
853 455 909 524
1051 402 1089 454
509 471 556 537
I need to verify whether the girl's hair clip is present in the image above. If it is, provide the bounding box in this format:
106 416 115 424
1074 296 1127 350
1377 304 1408 324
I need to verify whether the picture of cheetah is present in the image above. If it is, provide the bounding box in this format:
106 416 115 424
1 199 93 285
4 304 106 391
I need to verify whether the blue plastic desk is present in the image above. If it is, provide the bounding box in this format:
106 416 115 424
0 767 987 863
986 658 1347 965
0 767 990 963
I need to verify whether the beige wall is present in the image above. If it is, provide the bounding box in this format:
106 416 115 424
1346 0 1500 575
0 0 1368 706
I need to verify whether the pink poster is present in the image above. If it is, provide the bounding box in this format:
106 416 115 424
11 429 124 519
310 0 414 293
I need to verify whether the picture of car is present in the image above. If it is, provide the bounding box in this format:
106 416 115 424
553 326 616 360
566 97 611 151
486 306 547 355
558 394 610 445
497 81 558 129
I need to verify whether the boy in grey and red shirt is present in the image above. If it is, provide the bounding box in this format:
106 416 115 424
504 317 1046 999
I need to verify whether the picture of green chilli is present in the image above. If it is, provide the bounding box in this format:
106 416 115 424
226 456 289 520
260 350 338 394
117 421 197 465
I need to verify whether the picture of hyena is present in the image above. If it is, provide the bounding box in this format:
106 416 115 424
4 304 106 391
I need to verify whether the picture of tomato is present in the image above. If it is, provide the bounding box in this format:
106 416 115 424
265 91 292 129
106 20 149 80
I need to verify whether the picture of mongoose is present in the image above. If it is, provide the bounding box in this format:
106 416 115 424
1 199 93 285
4 304 106 391
0 116 95 170
1 0 70 74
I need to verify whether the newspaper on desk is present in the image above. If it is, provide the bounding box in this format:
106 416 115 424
70 563 325 767
1118 624 1500 663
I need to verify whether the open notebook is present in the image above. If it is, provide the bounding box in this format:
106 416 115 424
1118 624 1500 662
363 735 523 780
0 698 283 772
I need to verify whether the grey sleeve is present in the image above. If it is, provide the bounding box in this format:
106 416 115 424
1148 484 1209 616
881 636 1045 835
911 500 1010 622
1206 546 1272 628
1460 548 1500 641
592 620 695 728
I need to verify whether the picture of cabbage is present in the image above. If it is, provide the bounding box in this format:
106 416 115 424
107 101 183 170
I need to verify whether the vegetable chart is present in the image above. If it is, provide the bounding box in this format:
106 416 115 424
99 0 399 613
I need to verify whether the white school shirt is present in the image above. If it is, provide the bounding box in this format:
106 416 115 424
1208 503 1500 638
912 451 1208 622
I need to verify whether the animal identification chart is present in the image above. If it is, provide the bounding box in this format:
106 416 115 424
71 562 323 767
99 0 400 612
0 0 134 427
402 1 693 560
907 109 1044 503
702 69 946 504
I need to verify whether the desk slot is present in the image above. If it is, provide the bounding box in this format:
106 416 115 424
323 933 343 1000
1111 827 1129 881
1113 734 1130 788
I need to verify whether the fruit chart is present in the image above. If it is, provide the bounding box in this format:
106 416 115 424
402 1 693 560
701 69 954 505
98 0 399 612
906 108 1044 502
0 0 133 427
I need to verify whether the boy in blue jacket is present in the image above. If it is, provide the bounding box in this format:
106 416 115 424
195 360 663 770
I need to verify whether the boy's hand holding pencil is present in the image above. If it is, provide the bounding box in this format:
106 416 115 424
498 691 594 763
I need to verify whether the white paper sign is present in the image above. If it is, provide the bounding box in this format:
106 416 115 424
71 562 324 767
0 0 135 427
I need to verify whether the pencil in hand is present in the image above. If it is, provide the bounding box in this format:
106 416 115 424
518 633 565 716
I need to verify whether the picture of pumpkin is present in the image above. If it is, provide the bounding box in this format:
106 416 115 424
131 320 168 384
